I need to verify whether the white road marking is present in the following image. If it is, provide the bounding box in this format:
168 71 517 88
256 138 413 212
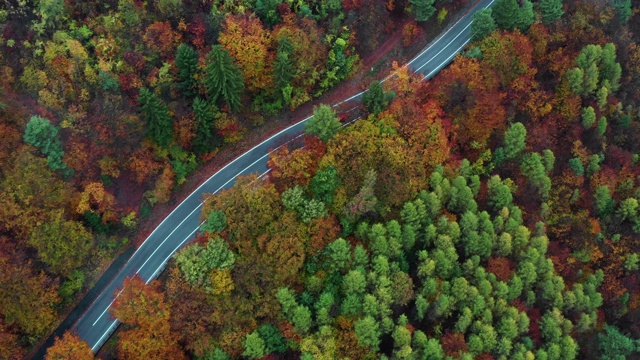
135 203 203 275
92 299 116 326
91 319 118 351
257 168 272 180
414 20 473 74
405 6 470 68
424 39 471 80
147 224 203 283
92 289 124 326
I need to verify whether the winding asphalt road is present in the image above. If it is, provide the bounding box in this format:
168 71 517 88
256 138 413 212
65 0 496 354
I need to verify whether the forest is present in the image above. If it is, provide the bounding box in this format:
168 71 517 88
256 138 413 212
1 0 640 359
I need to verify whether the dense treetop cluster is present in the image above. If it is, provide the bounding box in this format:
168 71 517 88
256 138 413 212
1 0 640 359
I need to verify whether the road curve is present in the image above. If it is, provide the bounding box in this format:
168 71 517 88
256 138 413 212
65 0 496 354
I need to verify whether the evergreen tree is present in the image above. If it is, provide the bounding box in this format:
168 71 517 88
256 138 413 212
514 0 534 31
175 43 199 98
201 210 227 234
487 175 513 211
598 325 639 359
23 115 67 171
243 332 266 359
292 305 313 334
610 0 632 23
305 104 342 142
594 186 615 218
566 68 584 94
255 0 283 26
503 122 527 160
192 97 220 154
257 324 287 354
310 166 341 206
600 43 621 92
392 323 413 359
409 0 436 22
539 0 564 25
492 0 533 31
362 81 394 115
492 0 520 30
354 316 381 352
541 149 555 174
324 238 352 274
276 287 298 317
581 106 596 128
625 254 639 271
471 8 496 41
204 45 244 112
520 153 551 200
568 158 584 176
139 87 173 147
274 36 293 90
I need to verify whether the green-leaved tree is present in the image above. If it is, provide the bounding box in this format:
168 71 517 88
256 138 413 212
204 45 244 112
139 87 173 147
306 104 342 142
175 44 199 98
409 0 436 22
471 8 497 41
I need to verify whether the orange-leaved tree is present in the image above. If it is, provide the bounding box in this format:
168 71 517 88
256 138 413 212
113 276 186 360
219 14 273 92
46 331 94 360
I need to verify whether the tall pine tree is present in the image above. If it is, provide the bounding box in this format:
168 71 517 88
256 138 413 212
409 0 436 22
539 0 564 25
204 45 244 113
139 87 173 147
471 8 496 41
175 43 199 99
274 36 294 91
492 0 534 31
192 97 220 154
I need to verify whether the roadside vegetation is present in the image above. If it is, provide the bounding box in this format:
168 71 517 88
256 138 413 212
0 0 474 358
87 0 640 358
2 0 640 359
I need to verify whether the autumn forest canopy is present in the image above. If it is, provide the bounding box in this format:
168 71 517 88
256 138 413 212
2 0 640 359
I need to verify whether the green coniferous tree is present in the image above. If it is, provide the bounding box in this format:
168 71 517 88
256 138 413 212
255 0 283 26
503 122 527 160
243 332 266 359
305 104 342 142
513 0 534 31
600 43 622 92
471 8 497 41
581 106 596 128
492 0 534 31
175 43 199 98
565 67 584 94
310 166 340 206
539 0 564 25
491 0 519 30
204 45 244 112
354 316 381 352
139 87 173 147
23 115 68 171
610 0 632 23
362 81 394 115
594 186 615 218
192 97 220 154
274 37 293 89
409 0 436 22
